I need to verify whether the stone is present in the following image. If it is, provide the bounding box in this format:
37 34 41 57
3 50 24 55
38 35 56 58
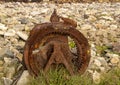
0 67 4 72
98 0 109 2
10 38 18 44
5 66 16 79
0 23 7 30
85 9 97 15
89 56 109 72
43 0 49 2
3 57 18 72
105 21 111 27
91 50 96 57
87 69 94 74
24 25 30 31
98 20 106 26
16 41 25 49
0 60 4 66
0 73 4 78
16 70 30 85
4 18 19 25
10 48 19 56
70 47 77 54
94 23 104 29
2 77 13 85
16 31 28 41
13 24 25 31
30 11 40 16
0 31 4 35
91 44 96 58
113 42 120 53
16 63 23 72
88 15 97 22
4 57 12 65
40 8 49 14
0 48 14 59
81 24 92 30
3 57 19 79
97 57 108 67
110 25 117 30
83 14 89 19
99 67 105 72
92 71 101 84
106 53 119 58
16 53 23 62
100 16 114 21
94 59 102 67
4 29 16 37
18 18 29 24
101 12 109 16
110 57 119 64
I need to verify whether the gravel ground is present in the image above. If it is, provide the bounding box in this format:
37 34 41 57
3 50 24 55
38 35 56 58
0 2 120 85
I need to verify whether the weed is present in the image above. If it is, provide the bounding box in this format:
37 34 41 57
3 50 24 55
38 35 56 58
28 67 120 85
96 45 108 55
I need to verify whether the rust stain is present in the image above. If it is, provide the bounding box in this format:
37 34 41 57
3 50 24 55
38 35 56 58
23 9 91 76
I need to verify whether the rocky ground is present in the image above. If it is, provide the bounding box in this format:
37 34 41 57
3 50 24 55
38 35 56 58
0 2 120 85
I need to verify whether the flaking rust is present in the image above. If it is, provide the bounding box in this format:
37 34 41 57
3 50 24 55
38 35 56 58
23 9 91 76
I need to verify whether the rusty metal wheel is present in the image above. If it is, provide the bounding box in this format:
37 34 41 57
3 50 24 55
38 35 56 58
23 22 91 76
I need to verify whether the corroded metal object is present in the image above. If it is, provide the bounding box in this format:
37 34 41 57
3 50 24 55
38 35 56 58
23 9 91 76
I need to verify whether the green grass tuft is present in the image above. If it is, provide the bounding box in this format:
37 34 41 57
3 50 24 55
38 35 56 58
28 66 120 85
96 45 108 55
100 68 120 85
69 41 76 48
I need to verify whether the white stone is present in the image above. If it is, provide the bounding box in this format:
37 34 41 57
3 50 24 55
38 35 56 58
85 9 97 15
110 25 117 30
91 44 96 58
0 31 4 35
94 59 102 67
99 67 105 72
91 43 96 48
97 57 108 67
2 77 13 85
100 16 114 21
93 71 101 84
0 23 7 30
88 15 97 22
98 20 106 25
81 24 92 30
4 57 12 65
106 53 119 58
30 11 40 16
10 38 18 44
16 70 30 85
41 8 49 14
4 29 16 37
101 12 109 15
87 70 94 74
16 31 28 41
